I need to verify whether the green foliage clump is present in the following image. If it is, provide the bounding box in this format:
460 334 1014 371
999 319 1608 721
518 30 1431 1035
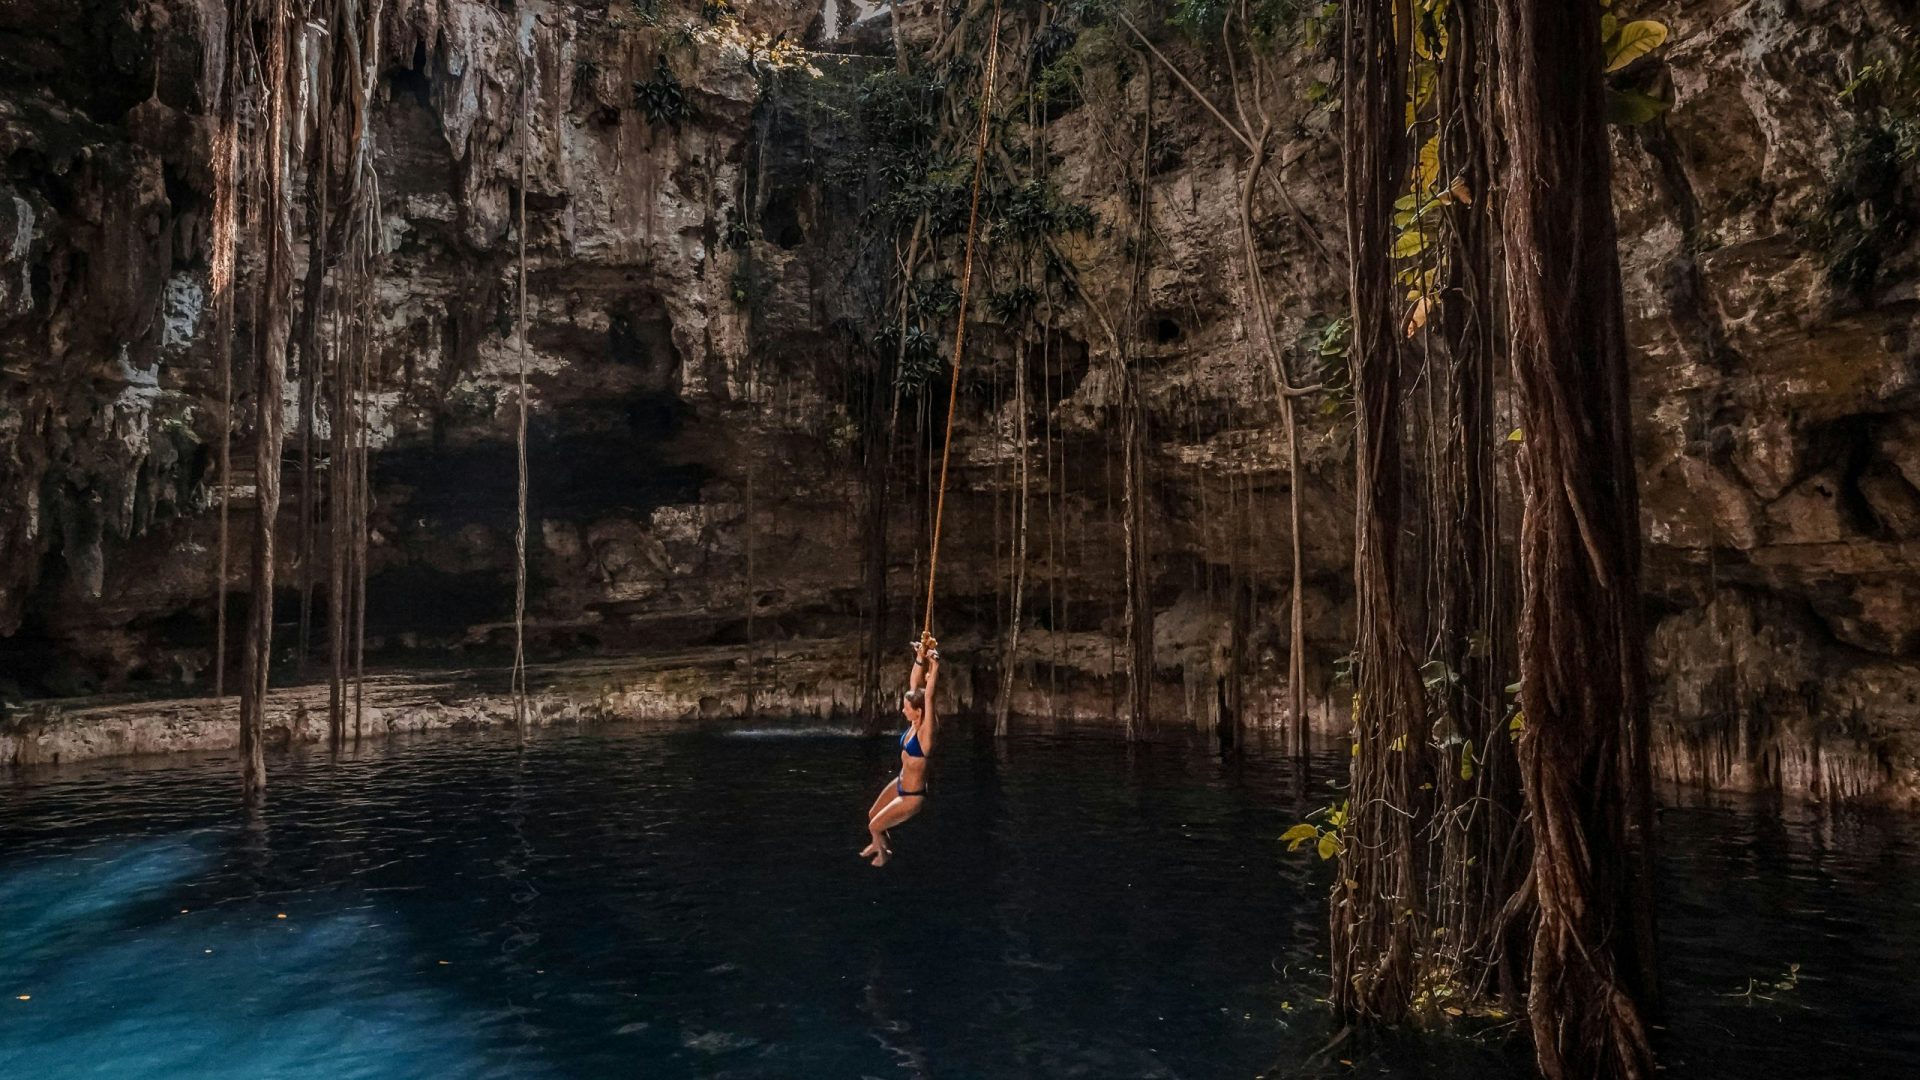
1029 21 1077 73
634 58 689 128
719 208 753 251
1811 58 1920 301
1281 800 1348 860
871 166 971 236
875 323 944 391
1029 52 1085 116
574 57 601 99
1166 0 1321 47
1600 7 1674 127
987 285 1040 324
1296 314 1352 419
909 275 961 319
991 179 1096 243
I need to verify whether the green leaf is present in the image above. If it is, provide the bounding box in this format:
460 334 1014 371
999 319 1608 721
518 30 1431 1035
1605 20 1669 73
1605 88 1671 126
1506 427 1524 442
1281 823 1319 843
1412 134 1441 191
1600 13 1619 42
1508 710 1526 733
1460 740 1476 780
1393 226 1431 259
1317 832 1340 860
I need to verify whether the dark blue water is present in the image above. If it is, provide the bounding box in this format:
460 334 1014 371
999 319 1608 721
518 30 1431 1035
0 722 1914 1079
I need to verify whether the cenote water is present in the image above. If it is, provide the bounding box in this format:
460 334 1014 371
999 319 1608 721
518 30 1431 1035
1 723 1915 1078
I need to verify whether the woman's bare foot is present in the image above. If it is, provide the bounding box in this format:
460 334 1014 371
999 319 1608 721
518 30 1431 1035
869 847 891 867
867 834 891 866
859 839 879 858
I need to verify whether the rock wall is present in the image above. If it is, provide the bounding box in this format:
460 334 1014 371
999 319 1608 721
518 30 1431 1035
2 1 1916 800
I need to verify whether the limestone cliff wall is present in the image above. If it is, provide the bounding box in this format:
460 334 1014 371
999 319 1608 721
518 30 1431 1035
2 1 1916 800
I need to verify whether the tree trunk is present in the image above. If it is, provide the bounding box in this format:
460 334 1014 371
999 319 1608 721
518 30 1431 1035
1493 3 1659 1076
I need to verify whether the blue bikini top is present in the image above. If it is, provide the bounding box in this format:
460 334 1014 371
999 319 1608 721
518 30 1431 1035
899 726 925 758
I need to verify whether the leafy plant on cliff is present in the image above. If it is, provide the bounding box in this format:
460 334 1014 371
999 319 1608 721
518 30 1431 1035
987 285 1040 325
875 323 943 391
991 179 1096 242
634 58 689 128
1812 57 1920 301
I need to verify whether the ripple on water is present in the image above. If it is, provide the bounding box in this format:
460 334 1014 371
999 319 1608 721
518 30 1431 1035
0 722 1915 1079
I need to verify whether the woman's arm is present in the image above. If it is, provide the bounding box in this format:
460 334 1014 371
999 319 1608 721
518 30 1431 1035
922 651 941 720
906 630 936 687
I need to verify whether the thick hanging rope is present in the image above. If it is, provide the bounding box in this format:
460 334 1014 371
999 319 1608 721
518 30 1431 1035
919 1 1003 641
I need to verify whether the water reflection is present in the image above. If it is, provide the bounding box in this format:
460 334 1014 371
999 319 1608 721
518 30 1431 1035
0 721 1912 1078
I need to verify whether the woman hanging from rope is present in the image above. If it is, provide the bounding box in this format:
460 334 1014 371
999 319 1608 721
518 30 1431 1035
860 633 941 867
856 2 1000 869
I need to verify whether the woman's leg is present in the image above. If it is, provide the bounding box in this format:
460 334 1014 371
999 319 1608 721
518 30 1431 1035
861 779 899 857
867 795 925 866
867 779 898 822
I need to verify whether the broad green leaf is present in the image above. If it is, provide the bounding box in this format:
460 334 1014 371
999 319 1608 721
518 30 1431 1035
1606 20 1669 73
1282 823 1319 843
1412 134 1441 191
1406 64 1437 125
1506 427 1524 442
1605 88 1671 126
1317 832 1340 860
1393 226 1431 259
1460 740 1476 780
1508 710 1526 733
1600 13 1619 42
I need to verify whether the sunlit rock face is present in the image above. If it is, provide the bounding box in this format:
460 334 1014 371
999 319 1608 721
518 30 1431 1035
1 1 1916 799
